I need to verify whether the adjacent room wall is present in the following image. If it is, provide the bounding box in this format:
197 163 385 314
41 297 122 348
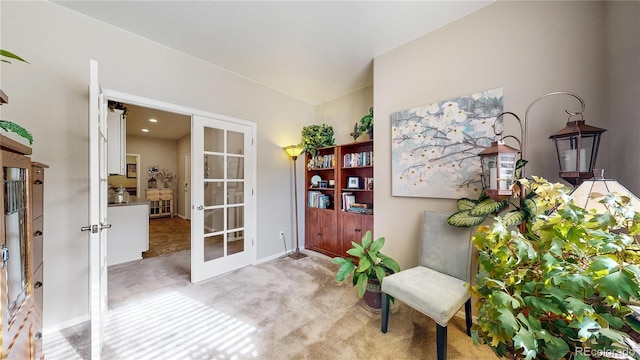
373 1 610 269
1 1 314 330
606 1 640 195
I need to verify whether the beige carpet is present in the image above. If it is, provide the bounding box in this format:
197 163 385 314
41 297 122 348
45 250 497 359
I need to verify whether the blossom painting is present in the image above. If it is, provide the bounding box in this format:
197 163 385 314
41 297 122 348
391 88 503 199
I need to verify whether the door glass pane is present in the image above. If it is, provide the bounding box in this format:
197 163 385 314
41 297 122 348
204 154 223 180
227 186 244 205
204 181 224 206
227 156 243 180
203 209 223 234
227 131 244 155
228 205 244 231
228 231 244 255
204 127 224 152
204 234 224 261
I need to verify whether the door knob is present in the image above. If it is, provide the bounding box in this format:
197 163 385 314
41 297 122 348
197 205 204 210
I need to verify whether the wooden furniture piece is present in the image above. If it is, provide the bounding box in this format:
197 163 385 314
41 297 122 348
304 140 373 257
0 135 46 359
147 188 173 218
30 162 47 360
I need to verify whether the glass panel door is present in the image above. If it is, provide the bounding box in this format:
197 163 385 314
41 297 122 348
191 115 253 282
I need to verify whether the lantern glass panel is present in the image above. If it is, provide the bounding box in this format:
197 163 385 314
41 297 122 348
555 135 596 172
498 153 517 190
481 155 497 190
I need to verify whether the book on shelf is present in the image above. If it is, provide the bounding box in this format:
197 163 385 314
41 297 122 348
347 207 374 215
310 154 335 169
308 191 332 209
343 151 373 168
350 203 372 209
341 192 355 211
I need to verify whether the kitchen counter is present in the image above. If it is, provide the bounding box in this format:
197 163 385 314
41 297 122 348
107 197 149 266
108 195 149 207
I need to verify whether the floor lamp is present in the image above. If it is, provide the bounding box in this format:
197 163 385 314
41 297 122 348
283 144 307 259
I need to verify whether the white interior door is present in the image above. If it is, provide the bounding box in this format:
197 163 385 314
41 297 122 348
191 114 254 282
185 153 191 220
87 59 110 359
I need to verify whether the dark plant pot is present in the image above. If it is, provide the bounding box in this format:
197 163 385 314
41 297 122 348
362 278 382 310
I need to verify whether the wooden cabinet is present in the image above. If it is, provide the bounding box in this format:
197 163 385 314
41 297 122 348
305 207 337 256
304 140 373 258
147 188 173 218
0 135 46 360
30 162 47 360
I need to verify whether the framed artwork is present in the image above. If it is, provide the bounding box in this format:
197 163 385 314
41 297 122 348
126 163 137 178
347 176 361 189
391 88 503 199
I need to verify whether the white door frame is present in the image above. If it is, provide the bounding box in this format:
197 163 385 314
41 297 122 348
184 153 191 220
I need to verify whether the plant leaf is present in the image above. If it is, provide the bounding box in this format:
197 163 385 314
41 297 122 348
471 198 506 217
502 210 526 227
369 234 385 253
0 49 29 64
361 230 373 250
456 198 477 211
334 260 354 283
355 272 368 298
0 120 34 145
447 210 486 227
497 308 519 336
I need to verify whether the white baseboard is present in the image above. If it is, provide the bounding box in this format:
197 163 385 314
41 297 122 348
43 314 90 336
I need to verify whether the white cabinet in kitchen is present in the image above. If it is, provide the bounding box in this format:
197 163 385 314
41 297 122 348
107 108 126 175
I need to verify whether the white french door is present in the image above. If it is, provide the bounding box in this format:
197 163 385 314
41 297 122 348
191 115 254 282
87 59 110 359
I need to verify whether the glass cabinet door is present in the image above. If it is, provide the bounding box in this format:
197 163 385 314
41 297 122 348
2 161 29 324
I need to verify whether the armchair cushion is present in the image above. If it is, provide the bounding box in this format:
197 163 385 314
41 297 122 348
382 266 470 327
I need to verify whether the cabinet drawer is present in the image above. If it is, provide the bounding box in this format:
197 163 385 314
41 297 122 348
31 168 44 219
158 189 173 195
32 216 44 269
33 263 44 324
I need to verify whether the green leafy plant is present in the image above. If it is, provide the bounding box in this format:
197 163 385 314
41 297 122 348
332 231 400 298
448 159 528 227
358 107 374 136
1 49 33 144
1 49 29 64
471 176 640 359
301 124 335 156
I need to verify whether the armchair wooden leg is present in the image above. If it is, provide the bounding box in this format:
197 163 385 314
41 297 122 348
464 299 472 337
381 292 390 333
436 324 447 360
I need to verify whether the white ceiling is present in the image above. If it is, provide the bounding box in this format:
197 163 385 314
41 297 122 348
52 0 493 105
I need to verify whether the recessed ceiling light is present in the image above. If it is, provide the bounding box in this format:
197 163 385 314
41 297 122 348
142 129 149 133
149 118 158 123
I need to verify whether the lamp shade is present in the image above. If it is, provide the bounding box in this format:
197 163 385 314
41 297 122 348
478 141 520 200
283 144 304 159
549 120 606 186
571 178 640 215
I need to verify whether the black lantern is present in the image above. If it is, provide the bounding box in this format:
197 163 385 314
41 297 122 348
549 120 606 186
478 140 520 201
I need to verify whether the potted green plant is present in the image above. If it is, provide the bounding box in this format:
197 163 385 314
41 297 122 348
332 231 400 309
301 124 335 156
358 107 374 140
468 176 640 359
0 49 33 145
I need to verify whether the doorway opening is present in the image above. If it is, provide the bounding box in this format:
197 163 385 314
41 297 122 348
111 102 192 263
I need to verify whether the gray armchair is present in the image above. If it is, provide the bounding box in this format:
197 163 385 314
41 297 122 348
380 211 473 360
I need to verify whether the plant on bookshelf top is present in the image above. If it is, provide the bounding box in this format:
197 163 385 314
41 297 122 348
0 49 33 145
301 124 335 156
